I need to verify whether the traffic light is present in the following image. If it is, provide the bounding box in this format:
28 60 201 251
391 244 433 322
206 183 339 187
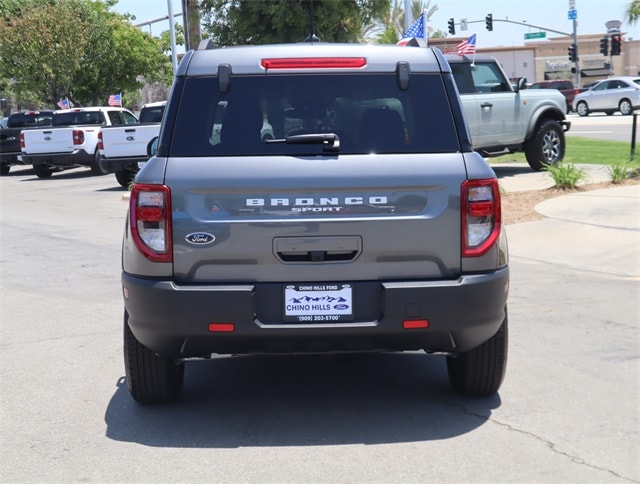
485 13 493 31
599 37 609 56
568 43 578 62
610 34 621 55
448 18 455 35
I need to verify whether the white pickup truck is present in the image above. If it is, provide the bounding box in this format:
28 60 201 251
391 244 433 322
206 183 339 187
99 101 166 186
21 106 138 178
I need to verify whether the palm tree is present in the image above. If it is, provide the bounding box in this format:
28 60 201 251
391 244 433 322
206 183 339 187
368 0 439 44
625 0 640 25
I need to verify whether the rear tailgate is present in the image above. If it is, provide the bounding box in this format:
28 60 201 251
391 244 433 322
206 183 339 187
168 153 466 284
22 128 75 155
101 124 160 159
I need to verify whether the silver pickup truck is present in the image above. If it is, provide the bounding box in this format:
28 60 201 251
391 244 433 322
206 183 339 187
121 42 510 404
447 54 570 171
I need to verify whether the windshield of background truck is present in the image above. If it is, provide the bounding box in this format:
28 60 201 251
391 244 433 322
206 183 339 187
168 73 461 157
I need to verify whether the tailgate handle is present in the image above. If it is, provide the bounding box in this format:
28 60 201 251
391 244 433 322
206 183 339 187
274 236 361 263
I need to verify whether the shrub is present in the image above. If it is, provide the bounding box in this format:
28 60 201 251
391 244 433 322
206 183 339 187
545 163 586 189
608 163 630 184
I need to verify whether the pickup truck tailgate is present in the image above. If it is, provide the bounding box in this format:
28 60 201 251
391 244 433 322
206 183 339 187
167 153 467 284
101 125 159 158
22 127 97 154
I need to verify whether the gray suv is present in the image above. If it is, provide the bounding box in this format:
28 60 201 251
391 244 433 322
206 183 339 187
122 42 509 404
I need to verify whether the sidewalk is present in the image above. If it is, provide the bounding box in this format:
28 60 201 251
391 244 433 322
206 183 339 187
505 183 640 277
492 162 613 193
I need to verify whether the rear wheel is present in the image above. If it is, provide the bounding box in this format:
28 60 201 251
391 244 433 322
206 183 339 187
33 163 54 178
90 149 108 175
446 307 508 397
524 120 565 171
619 99 633 116
0 165 10 175
124 311 184 404
576 101 589 117
115 168 136 187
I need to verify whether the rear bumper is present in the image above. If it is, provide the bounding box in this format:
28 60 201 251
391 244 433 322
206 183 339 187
101 156 146 173
123 268 510 358
22 150 93 167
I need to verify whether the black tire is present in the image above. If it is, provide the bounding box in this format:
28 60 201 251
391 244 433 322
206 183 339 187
123 311 184 404
90 150 108 175
447 307 508 397
576 101 589 117
524 119 565 171
0 165 10 175
115 168 136 187
33 163 53 178
619 99 632 116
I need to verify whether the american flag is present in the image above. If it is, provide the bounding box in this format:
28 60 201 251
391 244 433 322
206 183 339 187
108 93 122 107
57 97 70 109
397 14 425 46
457 34 477 56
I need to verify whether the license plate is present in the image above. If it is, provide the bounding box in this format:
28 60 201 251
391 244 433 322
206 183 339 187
137 161 147 169
284 284 353 322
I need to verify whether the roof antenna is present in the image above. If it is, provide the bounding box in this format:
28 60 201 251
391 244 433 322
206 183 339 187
304 0 320 42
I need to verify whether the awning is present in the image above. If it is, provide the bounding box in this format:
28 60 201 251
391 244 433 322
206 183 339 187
581 68 613 77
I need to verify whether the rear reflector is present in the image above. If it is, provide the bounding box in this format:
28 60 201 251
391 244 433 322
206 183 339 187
208 323 235 333
403 319 429 329
261 57 367 70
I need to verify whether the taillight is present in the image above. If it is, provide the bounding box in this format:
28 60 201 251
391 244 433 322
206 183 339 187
129 184 172 263
20 132 25 149
461 179 501 257
72 130 84 145
261 57 367 69
97 131 103 150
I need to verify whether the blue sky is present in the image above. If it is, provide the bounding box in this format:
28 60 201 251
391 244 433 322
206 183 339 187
111 0 635 47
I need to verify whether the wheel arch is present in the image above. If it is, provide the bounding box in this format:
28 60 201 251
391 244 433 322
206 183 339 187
525 107 567 141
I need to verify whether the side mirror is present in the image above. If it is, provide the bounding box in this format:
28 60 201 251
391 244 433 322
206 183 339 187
147 136 159 157
515 77 527 92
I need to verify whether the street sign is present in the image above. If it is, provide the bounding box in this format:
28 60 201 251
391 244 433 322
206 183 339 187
524 32 547 39
460 18 468 31
568 9 577 20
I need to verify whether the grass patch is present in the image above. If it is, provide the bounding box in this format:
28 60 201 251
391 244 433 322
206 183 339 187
495 136 639 167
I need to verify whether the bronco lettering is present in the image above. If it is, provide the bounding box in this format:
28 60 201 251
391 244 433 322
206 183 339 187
246 196 387 207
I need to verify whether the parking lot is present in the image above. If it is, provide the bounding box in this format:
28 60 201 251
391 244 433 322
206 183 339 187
1 165 638 483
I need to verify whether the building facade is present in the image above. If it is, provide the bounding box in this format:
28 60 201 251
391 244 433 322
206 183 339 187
430 33 639 88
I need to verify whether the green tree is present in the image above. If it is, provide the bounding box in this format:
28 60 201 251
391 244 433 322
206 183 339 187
0 0 171 109
199 0 390 46
0 0 91 107
625 0 640 25
72 1 171 105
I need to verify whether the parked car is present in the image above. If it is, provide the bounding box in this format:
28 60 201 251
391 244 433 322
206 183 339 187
528 80 586 112
573 76 640 116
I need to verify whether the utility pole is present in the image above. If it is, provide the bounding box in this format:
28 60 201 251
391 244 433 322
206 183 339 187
182 0 201 51
569 0 580 87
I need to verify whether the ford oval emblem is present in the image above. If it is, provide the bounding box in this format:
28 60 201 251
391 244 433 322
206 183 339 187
126 136 135 141
185 232 216 245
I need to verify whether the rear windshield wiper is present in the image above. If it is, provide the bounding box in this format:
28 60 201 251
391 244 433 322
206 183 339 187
266 133 340 153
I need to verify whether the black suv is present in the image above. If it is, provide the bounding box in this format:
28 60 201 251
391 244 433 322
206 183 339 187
122 42 509 404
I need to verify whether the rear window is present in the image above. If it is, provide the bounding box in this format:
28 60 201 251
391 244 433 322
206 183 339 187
168 73 460 156
140 106 165 124
52 111 104 126
8 112 53 128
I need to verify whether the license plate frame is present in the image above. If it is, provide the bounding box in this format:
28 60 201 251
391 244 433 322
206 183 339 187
283 284 353 323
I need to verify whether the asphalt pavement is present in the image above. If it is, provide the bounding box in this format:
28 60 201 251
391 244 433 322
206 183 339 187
494 163 640 278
